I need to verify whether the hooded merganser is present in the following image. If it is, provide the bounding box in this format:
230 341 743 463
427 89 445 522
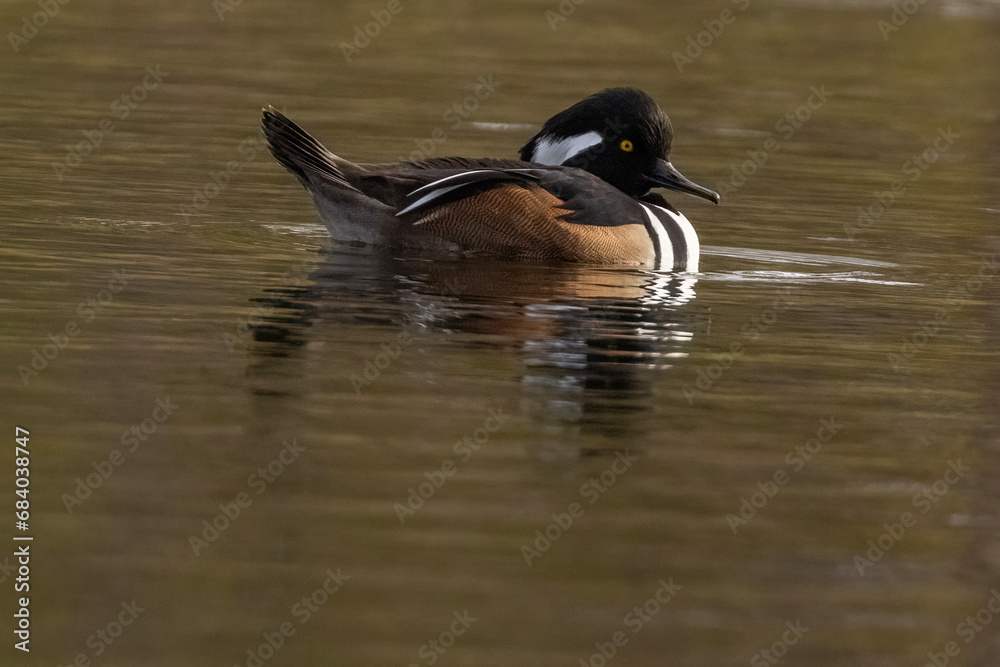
262 87 719 271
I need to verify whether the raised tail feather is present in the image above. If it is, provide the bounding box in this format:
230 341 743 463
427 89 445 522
261 106 358 192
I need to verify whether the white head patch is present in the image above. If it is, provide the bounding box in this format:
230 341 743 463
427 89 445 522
530 131 603 166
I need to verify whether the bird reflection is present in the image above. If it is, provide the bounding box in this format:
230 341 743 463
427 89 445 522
241 245 704 451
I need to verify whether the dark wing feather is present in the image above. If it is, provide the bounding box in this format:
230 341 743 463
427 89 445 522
396 169 543 216
398 157 534 171
395 164 647 229
533 168 646 227
350 160 541 210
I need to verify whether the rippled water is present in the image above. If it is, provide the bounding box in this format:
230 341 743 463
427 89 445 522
3 0 1000 665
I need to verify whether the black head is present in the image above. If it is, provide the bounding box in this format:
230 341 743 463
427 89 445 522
519 87 719 203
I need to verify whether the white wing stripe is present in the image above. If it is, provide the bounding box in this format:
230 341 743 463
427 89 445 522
397 183 469 218
402 170 495 199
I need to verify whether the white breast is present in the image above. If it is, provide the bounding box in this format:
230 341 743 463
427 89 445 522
638 204 700 272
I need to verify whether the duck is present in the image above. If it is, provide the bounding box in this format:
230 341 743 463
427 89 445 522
262 87 719 271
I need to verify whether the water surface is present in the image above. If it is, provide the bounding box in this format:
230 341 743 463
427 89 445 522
3 0 1000 665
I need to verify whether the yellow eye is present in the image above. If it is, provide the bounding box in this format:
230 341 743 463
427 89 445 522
620 139 634 152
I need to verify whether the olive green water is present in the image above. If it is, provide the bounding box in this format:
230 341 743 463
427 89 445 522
3 0 1000 665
